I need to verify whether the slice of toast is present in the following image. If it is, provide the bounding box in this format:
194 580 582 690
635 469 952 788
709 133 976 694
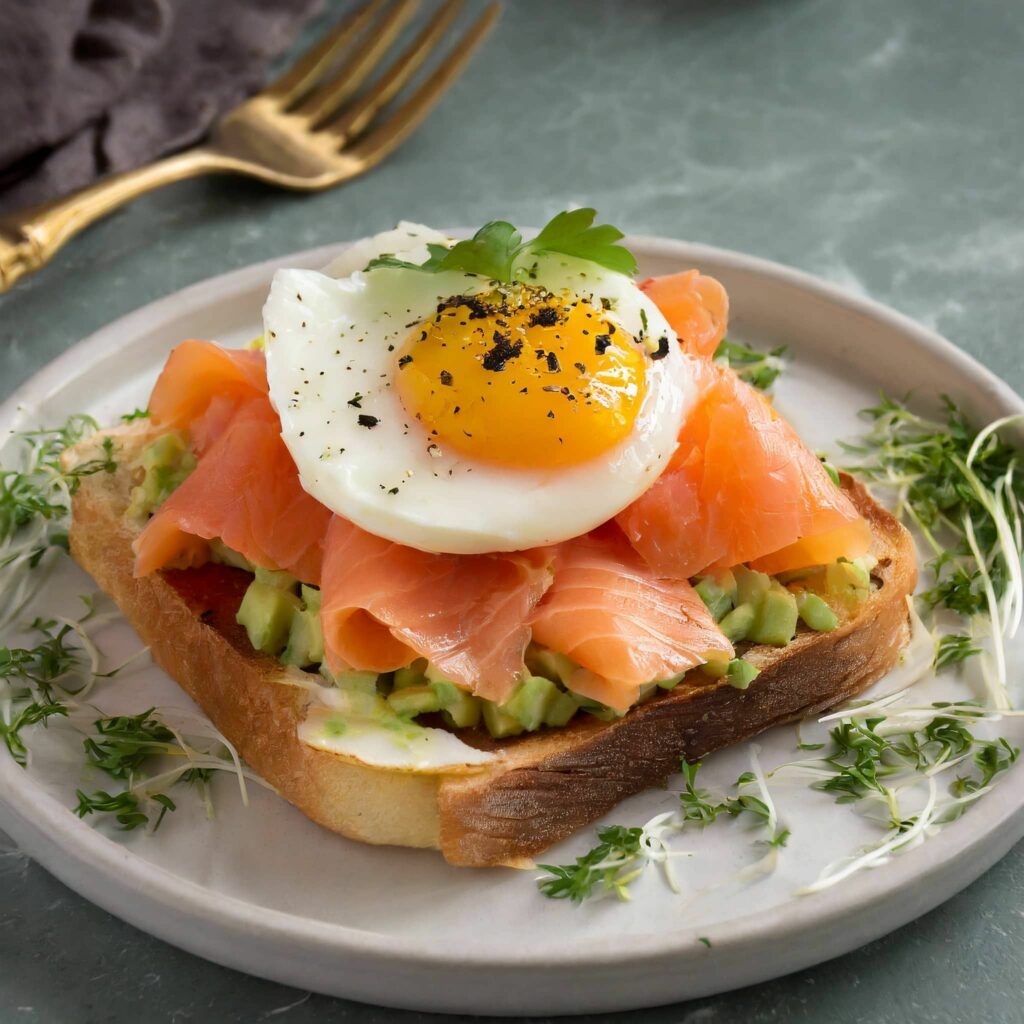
67 424 917 867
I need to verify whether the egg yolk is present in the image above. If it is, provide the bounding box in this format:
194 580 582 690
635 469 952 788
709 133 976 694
395 289 647 469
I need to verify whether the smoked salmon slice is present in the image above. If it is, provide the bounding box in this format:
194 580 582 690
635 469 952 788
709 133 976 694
617 359 870 578
640 270 729 358
320 516 554 702
530 525 733 711
134 396 332 584
148 340 268 454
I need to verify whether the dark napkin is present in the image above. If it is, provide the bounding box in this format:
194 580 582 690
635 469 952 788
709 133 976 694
0 0 324 214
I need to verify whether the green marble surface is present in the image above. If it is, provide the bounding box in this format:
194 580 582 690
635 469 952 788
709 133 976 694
2 0 1022 1020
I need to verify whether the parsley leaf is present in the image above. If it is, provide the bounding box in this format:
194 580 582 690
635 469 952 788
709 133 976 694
365 210 637 283
528 209 637 276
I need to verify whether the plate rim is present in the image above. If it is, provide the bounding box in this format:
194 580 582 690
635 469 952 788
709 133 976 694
2 234 1023 994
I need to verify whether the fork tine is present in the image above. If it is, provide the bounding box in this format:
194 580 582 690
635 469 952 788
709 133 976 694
326 0 464 143
295 0 420 126
346 2 500 167
262 0 390 107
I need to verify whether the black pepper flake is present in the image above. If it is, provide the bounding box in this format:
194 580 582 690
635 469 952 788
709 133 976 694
650 335 670 360
519 386 529 394
595 334 612 354
528 306 559 328
453 405 461 415
439 370 453 386
482 331 524 372
387 344 395 351
398 354 413 367
574 361 587 374
437 294 491 319
546 410 555 419
357 414 379 428
347 393 363 408
419 330 427 341
387 487 399 495
545 351 561 373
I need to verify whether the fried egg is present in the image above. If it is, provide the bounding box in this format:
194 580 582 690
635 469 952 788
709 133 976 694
262 223 696 554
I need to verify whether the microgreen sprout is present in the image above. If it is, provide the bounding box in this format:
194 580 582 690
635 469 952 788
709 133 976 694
713 340 787 391
0 417 117 629
538 749 785 903
772 702 1019 892
935 633 982 671
0 597 262 830
842 398 1024 708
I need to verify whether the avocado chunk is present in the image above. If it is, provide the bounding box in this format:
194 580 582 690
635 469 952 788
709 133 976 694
826 559 871 609
797 591 839 632
719 602 756 643
281 606 324 667
748 582 798 646
236 580 302 656
526 648 577 687
695 572 736 621
544 691 579 727
481 700 525 738
657 670 687 690
393 660 428 690
127 432 197 519
388 685 442 718
331 669 380 694
209 539 254 571
254 566 300 592
726 658 760 689
433 683 482 729
569 692 625 722
734 565 772 609
504 676 560 731
700 657 730 679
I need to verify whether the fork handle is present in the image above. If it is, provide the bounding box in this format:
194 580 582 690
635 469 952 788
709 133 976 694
0 147 236 294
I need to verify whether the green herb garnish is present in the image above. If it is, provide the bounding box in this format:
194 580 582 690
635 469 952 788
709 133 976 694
537 825 644 903
1 417 116 582
74 789 176 832
713 340 787 391
82 709 177 779
539 758 785 903
366 209 637 283
843 396 1023 707
934 633 982 671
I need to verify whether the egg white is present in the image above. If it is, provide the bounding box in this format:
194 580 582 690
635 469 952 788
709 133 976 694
263 224 697 554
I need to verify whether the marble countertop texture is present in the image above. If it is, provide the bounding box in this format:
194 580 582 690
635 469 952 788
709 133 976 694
2 0 1022 1021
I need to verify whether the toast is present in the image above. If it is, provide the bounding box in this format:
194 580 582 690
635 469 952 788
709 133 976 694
67 424 917 867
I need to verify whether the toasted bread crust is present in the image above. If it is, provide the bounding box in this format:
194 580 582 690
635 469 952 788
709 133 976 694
68 426 916 867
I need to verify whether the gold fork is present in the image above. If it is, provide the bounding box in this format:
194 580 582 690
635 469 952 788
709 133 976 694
0 0 499 293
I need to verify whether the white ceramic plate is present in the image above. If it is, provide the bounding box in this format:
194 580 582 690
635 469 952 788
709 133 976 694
1 237 1022 1016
